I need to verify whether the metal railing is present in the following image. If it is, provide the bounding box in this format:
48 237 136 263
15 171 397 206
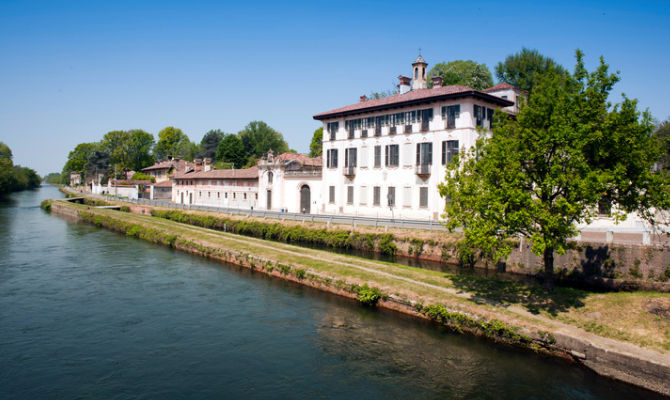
415 164 431 176
344 165 356 177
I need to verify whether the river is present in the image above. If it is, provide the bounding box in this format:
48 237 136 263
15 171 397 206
0 186 663 399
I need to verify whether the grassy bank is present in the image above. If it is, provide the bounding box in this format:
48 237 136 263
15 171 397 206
49 199 670 355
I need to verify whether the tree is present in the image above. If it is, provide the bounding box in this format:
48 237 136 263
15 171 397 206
427 60 494 90
654 118 670 170
127 129 155 171
216 134 246 169
238 121 288 159
0 141 15 194
154 127 191 160
439 51 669 290
61 142 99 183
495 48 567 92
199 129 225 160
309 127 323 157
101 130 132 172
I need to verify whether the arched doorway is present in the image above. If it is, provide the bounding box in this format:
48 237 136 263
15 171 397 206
300 185 310 214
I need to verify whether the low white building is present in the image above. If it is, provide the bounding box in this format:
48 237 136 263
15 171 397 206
172 166 259 209
313 55 514 220
257 151 322 213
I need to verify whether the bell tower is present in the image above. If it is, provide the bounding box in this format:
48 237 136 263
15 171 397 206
411 54 428 90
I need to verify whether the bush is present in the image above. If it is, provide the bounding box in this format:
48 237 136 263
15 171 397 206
356 284 382 306
130 172 155 182
40 199 51 211
378 234 397 256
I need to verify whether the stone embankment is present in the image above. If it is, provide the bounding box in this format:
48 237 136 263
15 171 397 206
45 197 670 396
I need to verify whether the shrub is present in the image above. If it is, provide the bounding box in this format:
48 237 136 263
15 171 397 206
356 284 382 306
295 269 306 280
378 234 397 256
40 199 51 211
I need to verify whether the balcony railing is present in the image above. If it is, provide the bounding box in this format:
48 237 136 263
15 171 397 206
404 124 413 133
361 129 368 138
389 126 397 135
344 165 356 177
415 164 431 176
421 120 430 132
375 126 381 137
348 128 355 139
284 170 322 178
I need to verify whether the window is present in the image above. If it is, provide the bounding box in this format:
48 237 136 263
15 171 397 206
326 149 338 168
598 198 611 216
474 105 485 127
360 147 368 168
218 192 220 199
360 186 367 205
387 187 396 207
442 140 459 165
385 144 399 167
419 187 428 208
268 171 273 184
327 122 339 140
347 186 354 204
373 186 381 205
416 142 433 165
344 148 357 167
225 192 228 199
255 193 258 200
441 105 461 129
244 193 247 200
403 186 411 207
329 186 335 203
374 145 382 167
487 108 494 128
208 192 211 198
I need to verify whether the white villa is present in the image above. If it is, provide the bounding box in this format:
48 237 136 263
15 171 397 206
312 55 518 220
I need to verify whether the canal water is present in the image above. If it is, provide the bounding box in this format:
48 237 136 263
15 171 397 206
0 186 663 399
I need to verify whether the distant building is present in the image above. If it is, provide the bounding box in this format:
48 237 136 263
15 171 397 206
172 165 259 208
69 171 82 186
142 157 195 183
257 150 322 213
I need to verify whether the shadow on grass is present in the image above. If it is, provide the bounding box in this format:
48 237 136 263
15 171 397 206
446 273 588 316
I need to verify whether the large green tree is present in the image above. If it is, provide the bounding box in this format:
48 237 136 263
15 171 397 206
654 118 670 170
216 134 246 169
238 121 288 158
127 129 155 171
427 60 494 90
199 129 225 160
61 142 99 183
101 130 132 172
0 142 40 194
309 127 323 157
154 127 192 160
439 51 669 290
495 48 567 92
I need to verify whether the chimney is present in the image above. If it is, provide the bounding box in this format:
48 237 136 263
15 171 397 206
203 157 212 172
398 75 411 94
194 158 203 172
360 95 367 102
431 75 443 88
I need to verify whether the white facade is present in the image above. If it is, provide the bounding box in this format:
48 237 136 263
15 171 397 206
172 167 259 209
316 95 507 221
257 152 323 214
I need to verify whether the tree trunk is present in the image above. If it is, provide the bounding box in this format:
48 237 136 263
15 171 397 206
543 247 555 291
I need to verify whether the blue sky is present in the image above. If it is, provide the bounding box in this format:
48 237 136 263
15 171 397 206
1 0 669 175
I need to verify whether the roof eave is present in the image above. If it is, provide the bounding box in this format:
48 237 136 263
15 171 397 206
313 91 514 121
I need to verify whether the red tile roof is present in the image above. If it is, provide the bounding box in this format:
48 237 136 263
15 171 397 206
152 180 174 188
277 153 322 167
482 82 516 92
142 158 194 172
174 166 258 180
313 85 513 120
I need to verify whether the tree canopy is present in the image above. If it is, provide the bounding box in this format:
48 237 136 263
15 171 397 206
654 118 670 171
238 121 288 158
0 141 40 195
199 129 225 160
154 127 193 160
101 130 132 172
439 51 669 289
495 48 567 92
216 134 246 169
127 129 155 171
427 60 494 90
309 127 323 157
